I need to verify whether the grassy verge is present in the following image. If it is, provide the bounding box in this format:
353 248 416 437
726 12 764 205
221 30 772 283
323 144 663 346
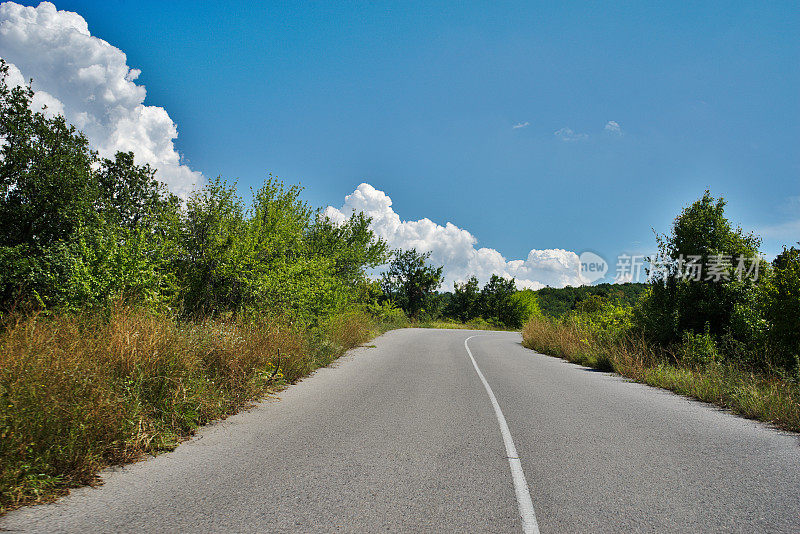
0 307 403 514
521 318 800 433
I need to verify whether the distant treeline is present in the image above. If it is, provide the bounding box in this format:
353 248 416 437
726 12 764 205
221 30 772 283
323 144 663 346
534 283 648 318
375 254 649 329
375 249 540 329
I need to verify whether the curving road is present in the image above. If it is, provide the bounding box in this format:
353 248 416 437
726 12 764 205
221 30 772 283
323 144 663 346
2 328 799 533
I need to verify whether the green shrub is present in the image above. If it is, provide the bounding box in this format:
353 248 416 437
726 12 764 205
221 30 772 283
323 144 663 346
680 329 720 367
565 297 633 343
367 300 408 329
762 247 800 375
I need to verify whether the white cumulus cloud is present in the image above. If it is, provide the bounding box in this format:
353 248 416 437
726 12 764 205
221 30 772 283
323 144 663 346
554 127 588 142
324 183 584 290
604 120 622 135
0 1 201 197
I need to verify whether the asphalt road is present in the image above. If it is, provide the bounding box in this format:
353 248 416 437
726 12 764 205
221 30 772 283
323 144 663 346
2 328 799 533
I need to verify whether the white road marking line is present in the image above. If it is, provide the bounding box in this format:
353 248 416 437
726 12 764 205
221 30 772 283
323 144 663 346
465 335 540 534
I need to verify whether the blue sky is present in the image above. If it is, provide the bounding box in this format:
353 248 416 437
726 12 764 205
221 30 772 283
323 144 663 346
3 1 799 285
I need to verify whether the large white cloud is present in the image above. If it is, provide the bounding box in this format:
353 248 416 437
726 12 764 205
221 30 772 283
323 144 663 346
324 183 584 290
0 1 201 197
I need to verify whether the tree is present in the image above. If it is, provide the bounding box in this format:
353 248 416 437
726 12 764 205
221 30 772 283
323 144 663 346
179 178 249 316
762 246 800 373
380 249 443 318
0 59 400 321
307 211 388 286
0 61 97 251
448 276 481 322
0 60 180 310
480 275 527 328
512 289 542 324
635 191 763 344
96 151 179 231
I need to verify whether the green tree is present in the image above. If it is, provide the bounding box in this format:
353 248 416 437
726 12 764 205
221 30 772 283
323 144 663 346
0 61 180 310
0 62 97 251
512 289 542 323
380 249 443 319
177 178 248 316
177 177 388 323
243 178 354 323
96 152 180 230
0 61 96 308
762 246 800 373
307 211 388 286
73 152 183 309
0 59 402 323
480 275 527 328
448 276 481 322
635 191 762 344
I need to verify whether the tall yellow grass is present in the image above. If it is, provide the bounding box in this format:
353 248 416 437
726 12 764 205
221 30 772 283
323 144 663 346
0 306 377 513
521 317 800 433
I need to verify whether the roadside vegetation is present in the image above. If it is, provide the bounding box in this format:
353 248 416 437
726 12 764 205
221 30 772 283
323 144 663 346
0 61 534 513
0 61 413 513
522 192 800 433
0 307 391 511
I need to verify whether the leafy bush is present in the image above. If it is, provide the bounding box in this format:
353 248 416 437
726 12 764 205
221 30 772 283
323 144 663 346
680 329 720 367
564 296 633 343
366 300 409 330
442 276 538 329
762 246 800 374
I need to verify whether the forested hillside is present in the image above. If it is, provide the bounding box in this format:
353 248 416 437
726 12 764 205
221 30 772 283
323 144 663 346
534 282 647 318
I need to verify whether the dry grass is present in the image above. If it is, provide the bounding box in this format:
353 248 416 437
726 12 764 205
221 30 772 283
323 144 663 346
324 311 375 353
0 307 380 514
416 318 512 331
521 318 800 433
